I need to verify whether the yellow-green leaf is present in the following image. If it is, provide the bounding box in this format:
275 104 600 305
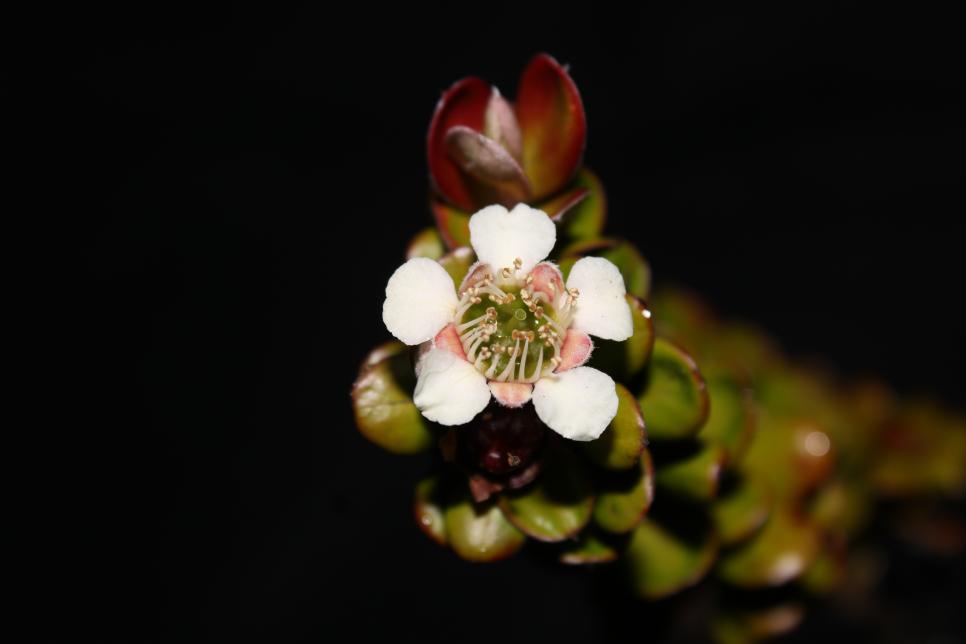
638 338 709 441
352 341 434 454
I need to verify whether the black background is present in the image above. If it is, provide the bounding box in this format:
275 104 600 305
46 3 966 642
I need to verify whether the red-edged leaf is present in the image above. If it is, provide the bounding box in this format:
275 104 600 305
515 54 586 200
427 77 490 210
553 168 606 241
541 185 589 223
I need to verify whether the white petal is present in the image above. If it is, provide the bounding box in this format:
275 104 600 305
566 256 633 341
532 367 618 441
413 348 491 426
469 203 556 277
382 258 459 345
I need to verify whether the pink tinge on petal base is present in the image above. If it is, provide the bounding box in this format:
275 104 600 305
489 382 534 408
458 261 493 295
434 324 467 360
528 261 564 304
556 329 593 372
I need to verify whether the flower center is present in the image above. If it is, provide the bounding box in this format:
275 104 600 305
453 259 579 383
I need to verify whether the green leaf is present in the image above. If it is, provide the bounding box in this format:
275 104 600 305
444 497 526 563
555 167 606 241
583 383 646 470
654 441 727 502
713 476 771 546
499 442 594 542
413 475 448 546
593 450 655 534
560 237 651 300
700 372 756 464
711 602 806 644
405 227 445 260
623 514 718 599
716 509 820 588
808 479 872 542
738 411 834 503
586 295 655 382
638 338 709 441
559 529 620 565
430 198 471 249
437 246 475 289
800 546 846 595
352 341 434 454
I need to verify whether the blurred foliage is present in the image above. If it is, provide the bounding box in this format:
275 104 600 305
352 54 966 643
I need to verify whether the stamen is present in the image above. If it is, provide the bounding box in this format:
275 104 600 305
460 325 483 344
485 353 500 379
454 299 474 321
456 313 487 333
496 340 520 382
479 284 506 298
526 345 544 383
544 314 567 335
517 335 530 381
468 333 489 361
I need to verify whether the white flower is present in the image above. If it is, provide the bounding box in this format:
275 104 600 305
382 203 633 441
